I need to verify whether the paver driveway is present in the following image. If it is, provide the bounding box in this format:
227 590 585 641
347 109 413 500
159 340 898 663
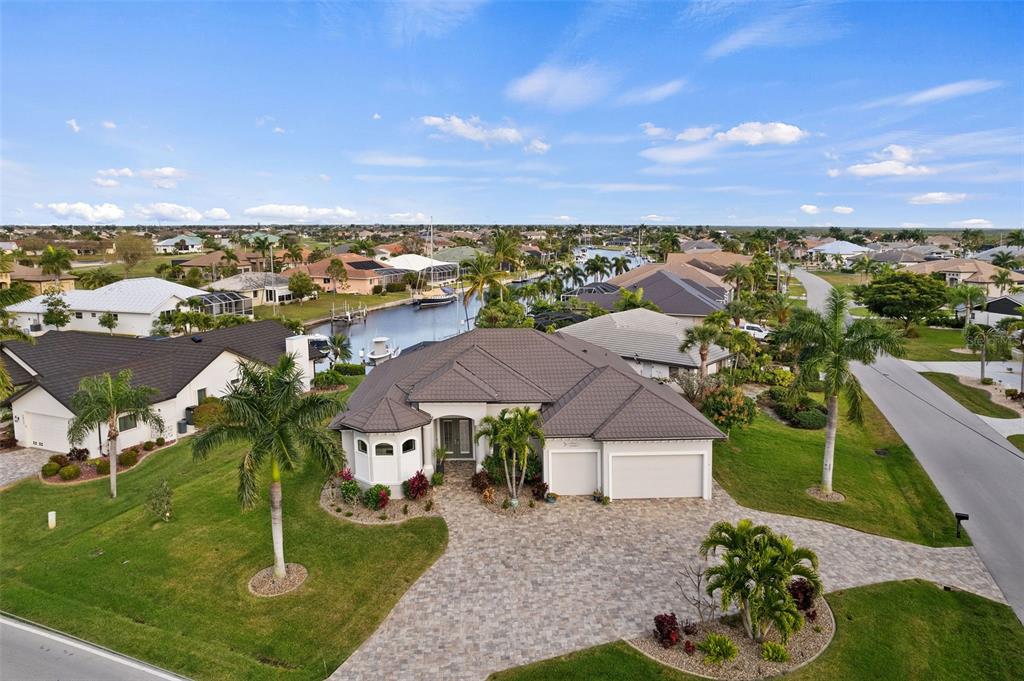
0 448 50 488
332 467 1002 681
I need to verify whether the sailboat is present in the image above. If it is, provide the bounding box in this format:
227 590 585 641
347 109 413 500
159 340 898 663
413 216 457 308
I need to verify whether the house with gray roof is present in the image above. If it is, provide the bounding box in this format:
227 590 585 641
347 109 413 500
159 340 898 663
558 309 732 379
330 328 724 500
572 270 725 322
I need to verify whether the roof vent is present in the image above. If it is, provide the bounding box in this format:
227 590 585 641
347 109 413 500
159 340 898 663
191 335 203 343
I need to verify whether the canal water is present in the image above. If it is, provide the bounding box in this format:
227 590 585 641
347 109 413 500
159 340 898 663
310 247 644 359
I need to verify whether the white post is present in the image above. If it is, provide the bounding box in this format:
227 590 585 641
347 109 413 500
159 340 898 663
48 511 56 529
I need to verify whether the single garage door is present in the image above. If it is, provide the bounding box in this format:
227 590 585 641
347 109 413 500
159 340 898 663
549 450 599 495
612 454 702 499
25 412 71 452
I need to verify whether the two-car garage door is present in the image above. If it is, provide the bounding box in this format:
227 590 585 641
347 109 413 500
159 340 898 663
611 454 703 499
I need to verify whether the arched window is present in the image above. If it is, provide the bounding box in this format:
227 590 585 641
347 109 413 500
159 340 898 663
356 439 368 454
402 438 416 453
375 443 394 456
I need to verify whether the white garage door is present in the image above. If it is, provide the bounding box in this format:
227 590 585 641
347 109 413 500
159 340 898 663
25 412 71 452
549 450 599 496
612 454 702 499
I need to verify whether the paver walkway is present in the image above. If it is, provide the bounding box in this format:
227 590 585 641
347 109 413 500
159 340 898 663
0 448 50 488
332 466 1001 681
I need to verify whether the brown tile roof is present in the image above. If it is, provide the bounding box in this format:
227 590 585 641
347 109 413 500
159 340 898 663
285 253 390 280
11 264 77 282
903 258 1024 283
609 261 727 293
331 328 723 441
666 251 753 276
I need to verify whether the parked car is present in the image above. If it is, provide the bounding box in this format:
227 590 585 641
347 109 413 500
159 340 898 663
740 322 771 341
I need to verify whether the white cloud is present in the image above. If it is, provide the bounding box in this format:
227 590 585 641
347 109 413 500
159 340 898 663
421 114 523 145
676 126 715 142
505 63 612 111
557 215 577 222
102 120 117 129
875 144 913 162
92 177 120 188
242 204 358 223
714 121 808 145
372 113 382 120
909 192 967 205
618 79 685 105
640 140 721 164
832 206 854 214
864 79 1003 108
949 218 993 229
846 145 935 177
65 118 81 133
900 222 927 230
204 207 231 220
540 181 676 193
640 122 672 139
136 202 203 222
46 202 124 223
140 166 186 189
387 212 429 224
273 127 286 134
706 4 841 59
255 115 274 127
318 174 332 182
800 204 820 215
826 168 841 178
524 138 551 155
561 132 633 145
98 167 134 177
641 214 676 222
351 151 496 168
386 0 485 44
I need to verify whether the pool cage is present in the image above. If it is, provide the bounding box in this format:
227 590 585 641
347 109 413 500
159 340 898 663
190 291 253 317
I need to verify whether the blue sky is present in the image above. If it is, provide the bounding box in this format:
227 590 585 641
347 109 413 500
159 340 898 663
2 1 1022 228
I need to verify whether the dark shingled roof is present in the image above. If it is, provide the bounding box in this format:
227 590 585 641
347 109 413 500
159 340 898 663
578 270 724 317
331 328 724 441
1 320 299 410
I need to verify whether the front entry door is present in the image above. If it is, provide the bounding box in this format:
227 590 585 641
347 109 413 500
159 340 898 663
439 418 473 459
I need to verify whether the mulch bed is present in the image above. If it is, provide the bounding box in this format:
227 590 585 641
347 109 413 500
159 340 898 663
630 596 834 680
248 563 308 597
320 480 442 525
39 442 175 486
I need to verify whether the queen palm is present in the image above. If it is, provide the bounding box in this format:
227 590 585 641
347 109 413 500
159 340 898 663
1007 230 1024 249
462 253 504 307
286 243 304 266
562 264 586 288
680 322 724 377
991 269 1014 296
947 283 987 335
851 254 879 284
67 370 165 499
251 236 273 271
613 287 660 313
192 355 343 579
39 244 73 288
474 406 544 506
327 333 352 365
490 228 521 272
965 324 1011 381
611 255 630 276
76 266 121 290
991 252 1019 270
584 255 610 282
657 231 680 261
723 263 754 295
779 287 905 494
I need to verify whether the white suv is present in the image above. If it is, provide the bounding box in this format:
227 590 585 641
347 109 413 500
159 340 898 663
740 322 770 341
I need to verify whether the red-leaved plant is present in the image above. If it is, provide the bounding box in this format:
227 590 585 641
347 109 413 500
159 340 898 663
653 612 680 648
337 467 354 481
683 640 696 656
402 470 430 500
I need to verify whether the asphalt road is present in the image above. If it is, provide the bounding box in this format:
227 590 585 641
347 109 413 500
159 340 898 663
0 616 186 681
794 269 1024 622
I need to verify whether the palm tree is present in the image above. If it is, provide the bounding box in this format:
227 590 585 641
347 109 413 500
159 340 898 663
766 292 793 325
192 355 343 579
965 324 1011 381
723 263 754 295
611 255 630 276
991 252 1019 270
613 287 660 312
0 320 31 399
724 297 754 327
461 253 504 307
657 231 680 261
326 258 348 294
851 255 879 284
778 288 905 494
562 264 586 288
998 310 1024 392
991 269 1014 296
680 322 724 377
76 266 121 290
473 406 544 506
67 370 165 498
39 244 73 288
327 333 351 365
584 255 610 282
490 228 522 273
1007 230 1024 248
947 284 987 335
251 236 273 271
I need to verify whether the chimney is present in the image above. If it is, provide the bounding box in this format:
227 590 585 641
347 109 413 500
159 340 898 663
285 335 313 391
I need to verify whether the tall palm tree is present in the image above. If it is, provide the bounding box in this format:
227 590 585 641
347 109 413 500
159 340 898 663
947 284 987 335
851 254 879 284
67 370 165 499
778 287 905 494
965 324 1011 381
562 264 586 288
251 236 273 271
680 322 724 377
584 255 610 282
723 263 754 295
76 266 121 290
192 355 343 579
657 231 680 261
1006 230 1024 248
991 252 1019 270
613 287 660 312
991 269 1014 296
489 228 522 273
327 333 351 365
473 406 544 506
461 253 504 307
39 244 73 288
286 243 304 266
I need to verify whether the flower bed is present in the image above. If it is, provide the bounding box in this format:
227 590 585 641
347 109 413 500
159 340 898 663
320 473 442 525
630 595 834 680
39 440 175 486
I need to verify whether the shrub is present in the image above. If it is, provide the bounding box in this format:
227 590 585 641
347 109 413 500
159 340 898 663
532 482 549 501
146 480 173 521
1006 388 1019 398
313 368 346 388
371 284 384 295
700 386 757 433
334 363 366 376
401 470 430 500
981 377 994 385
482 452 541 487
58 464 81 481
94 458 111 475
143 440 155 451
338 479 361 504
653 612 680 648
804 378 826 393
337 467 354 481
119 448 139 467
682 619 699 636
41 462 60 477
67 447 89 462
156 436 166 446
471 470 492 493
49 454 70 467
683 640 696 656
698 633 738 665
481 487 496 504
792 409 827 430
430 472 444 486
788 577 817 610
385 282 407 293
761 641 789 663
766 385 791 404
192 398 226 429
362 483 390 510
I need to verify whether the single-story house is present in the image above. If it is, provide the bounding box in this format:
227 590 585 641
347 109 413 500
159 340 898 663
330 328 725 500
975 246 1024 263
970 294 1024 327
207 272 292 307
10 264 77 294
808 240 871 262
679 239 721 254
373 243 404 260
610 261 730 302
154 235 204 254
666 251 753 278
558 308 732 379
433 246 488 264
0 320 319 454
286 253 406 295
574 270 725 322
384 254 459 285
180 249 267 276
869 249 925 265
903 258 1024 296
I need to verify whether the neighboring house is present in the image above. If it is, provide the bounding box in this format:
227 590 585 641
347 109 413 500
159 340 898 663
180 249 264 276
286 253 405 295
808 240 871 262
970 294 1024 327
609 261 730 302
870 249 925 265
154 235 204 254
927 234 958 251
5 278 208 336
373 243 404 260
433 246 487 264
385 254 459 284
56 240 116 256
666 251 753 278
574 270 725 322
558 308 732 379
975 246 1024 263
10 264 77 294
330 328 724 500
906 244 952 260
903 258 1024 296
240 232 281 246
0 320 318 454
679 239 721 254
207 272 291 307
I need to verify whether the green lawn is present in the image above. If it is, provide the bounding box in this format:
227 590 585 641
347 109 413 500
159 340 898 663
1009 434 1024 453
0 377 448 680
903 326 978 361
922 372 1019 418
489 581 1024 681
254 290 412 323
815 271 866 288
71 254 181 279
714 395 968 546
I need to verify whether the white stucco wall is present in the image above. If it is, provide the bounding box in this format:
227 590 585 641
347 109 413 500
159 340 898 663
15 295 192 337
